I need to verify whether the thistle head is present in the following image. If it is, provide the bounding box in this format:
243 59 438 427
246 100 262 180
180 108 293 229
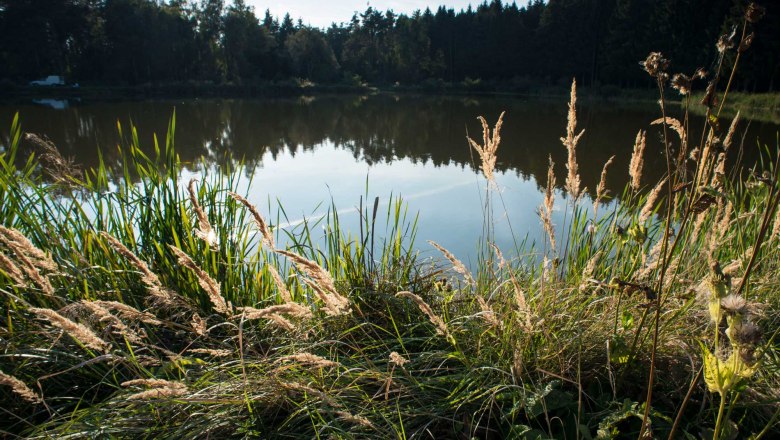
745 3 766 23
640 52 669 80
721 294 748 317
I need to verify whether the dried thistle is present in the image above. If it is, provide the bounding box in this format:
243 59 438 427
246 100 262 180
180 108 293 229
629 130 647 192
731 321 762 346
169 245 229 315
739 32 755 53
641 52 669 79
266 263 292 302
30 307 110 352
721 294 748 317
228 192 275 248
594 155 615 213
561 79 584 200
467 111 505 184
188 179 218 248
671 73 692 95
0 370 42 404
639 177 668 223
396 291 449 337
745 3 765 23
716 26 738 53
428 240 475 287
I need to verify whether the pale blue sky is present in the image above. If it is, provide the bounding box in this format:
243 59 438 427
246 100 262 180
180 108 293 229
248 1 479 28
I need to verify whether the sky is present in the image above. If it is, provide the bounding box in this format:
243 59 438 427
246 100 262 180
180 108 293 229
248 1 479 28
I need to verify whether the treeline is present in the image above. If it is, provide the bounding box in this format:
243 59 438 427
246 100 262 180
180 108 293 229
0 0 777 91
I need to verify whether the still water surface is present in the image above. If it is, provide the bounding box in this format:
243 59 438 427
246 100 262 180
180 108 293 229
1 95 777 262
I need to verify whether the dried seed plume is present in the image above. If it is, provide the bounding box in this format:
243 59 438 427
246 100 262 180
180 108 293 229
467 112 505 184
561 79 584 200
229 192 275 248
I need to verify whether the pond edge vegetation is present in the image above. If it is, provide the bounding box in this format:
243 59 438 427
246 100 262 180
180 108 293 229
1 3 780 439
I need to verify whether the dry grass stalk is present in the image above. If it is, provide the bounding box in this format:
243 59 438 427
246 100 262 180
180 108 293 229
581 251 602 283
265 313 296 331
491 243 506 270
428 240 475 287
0 252 26 286
639 177 668 223
239 303 312 320
266 263 292 302
476 296 499 327
93 300 161 325
396 291 449 337
490 244 531 329
228 192 275 248
539 155 557 251
125 380 187 400
651 117 686 145
80 301 144 344
30 307 110 352
281 382 337 406
23 133 82 183
274 249 349 316
335 410 374 428
0 226 57 271
594 155 616 213
0 369 42 404
708 200 734 256
629 130 647 192
191 313 207 336
697 132 719 187
101 232 174 304
188 179 218 248
187 348 232 357
169 245 230 315
772 206 780 240
278 352 339 369
466 111 505 184
389 351 408 367
0 229 55 295
723 111 741 151
561 79 584 200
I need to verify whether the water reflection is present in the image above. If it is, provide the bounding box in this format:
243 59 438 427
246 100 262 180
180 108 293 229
1 95 775 260
2 95 775 195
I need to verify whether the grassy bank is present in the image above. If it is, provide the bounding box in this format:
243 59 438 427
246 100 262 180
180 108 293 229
2 13 780 439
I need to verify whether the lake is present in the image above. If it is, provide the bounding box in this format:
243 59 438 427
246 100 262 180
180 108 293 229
1 94 777 263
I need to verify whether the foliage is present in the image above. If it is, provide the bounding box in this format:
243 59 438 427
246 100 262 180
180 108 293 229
0 0 778 90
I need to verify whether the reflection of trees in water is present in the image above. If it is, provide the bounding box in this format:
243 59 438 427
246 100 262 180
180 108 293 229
2 95 772 194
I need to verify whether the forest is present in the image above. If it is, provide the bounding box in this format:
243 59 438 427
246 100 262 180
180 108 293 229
1 0 778 91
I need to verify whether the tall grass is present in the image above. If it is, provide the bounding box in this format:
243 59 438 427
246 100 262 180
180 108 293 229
1 4 779 438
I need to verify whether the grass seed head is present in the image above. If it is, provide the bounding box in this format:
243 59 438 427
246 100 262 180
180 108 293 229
0 370 42 404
